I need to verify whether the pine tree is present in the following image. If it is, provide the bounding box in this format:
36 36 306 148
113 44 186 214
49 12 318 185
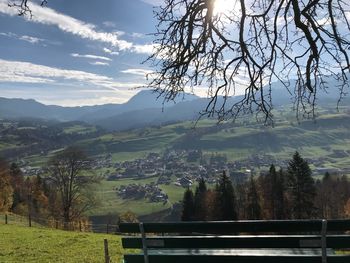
261 165 286 219
181 188 195 221
275 168 286 219
287 152 316 219
214 171 237 220
193 177 207 220
246 175 261 220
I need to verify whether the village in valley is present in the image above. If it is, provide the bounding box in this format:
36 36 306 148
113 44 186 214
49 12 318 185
79 149 347 204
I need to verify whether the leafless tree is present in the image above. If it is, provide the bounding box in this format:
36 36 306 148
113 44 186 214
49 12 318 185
8 0 47 17
47 146 98 225
148 0 350 123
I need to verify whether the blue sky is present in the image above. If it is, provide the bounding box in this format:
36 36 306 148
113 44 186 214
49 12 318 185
0 0 163 106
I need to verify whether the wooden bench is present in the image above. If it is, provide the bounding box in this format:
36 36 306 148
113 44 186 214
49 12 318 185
120 219 350 263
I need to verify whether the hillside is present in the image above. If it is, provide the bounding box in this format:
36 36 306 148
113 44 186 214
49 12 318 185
80 112 350 172
0 103 349 219
0 90 200 128
0 224 128 263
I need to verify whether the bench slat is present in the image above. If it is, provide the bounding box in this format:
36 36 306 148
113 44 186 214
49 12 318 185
124 251 350 263
119 219 350 234
122 235 350 249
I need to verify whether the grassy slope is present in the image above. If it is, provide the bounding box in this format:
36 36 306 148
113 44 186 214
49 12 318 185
0 224 130 263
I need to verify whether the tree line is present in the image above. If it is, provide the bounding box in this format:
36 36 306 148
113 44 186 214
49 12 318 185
0 146 98 228
182 152 350 221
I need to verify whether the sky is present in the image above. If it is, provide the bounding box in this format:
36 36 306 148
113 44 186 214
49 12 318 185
0 0 165 106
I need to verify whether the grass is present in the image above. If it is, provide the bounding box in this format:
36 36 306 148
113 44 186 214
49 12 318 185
0 224 132 263
63 125 96 134
0 142 16 151
159 184 190 203
89 177 171 216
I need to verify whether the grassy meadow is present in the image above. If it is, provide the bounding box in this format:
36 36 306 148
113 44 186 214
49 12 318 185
0 224 131 263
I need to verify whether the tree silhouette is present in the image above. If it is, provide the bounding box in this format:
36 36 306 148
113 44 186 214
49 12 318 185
193 177 208 220
246 175 261 219
214 171 237 220
260 164 286 219
148 0 350 122
287 151 316 219
181 187 195 221
8 0 47 17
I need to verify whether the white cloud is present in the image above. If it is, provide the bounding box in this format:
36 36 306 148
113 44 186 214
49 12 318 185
132 43 156 54
90 61 110 66
20 35 43 44
112 30 126 37
0 1 156 55
103 21 116 28
121 68 154 76
0 32 46 44
140 0 164 6
131 32 145 38
0 59 143 91
103 48 119 55
71 53 112 61
0 85 139 106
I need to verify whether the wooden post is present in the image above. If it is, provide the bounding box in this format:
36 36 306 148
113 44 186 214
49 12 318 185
79 221 82 232
56 221 58 229
104 239 110 263
28 214 32 227
5 214 8 224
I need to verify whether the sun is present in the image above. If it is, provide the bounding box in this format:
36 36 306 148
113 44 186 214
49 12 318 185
213 0 238 16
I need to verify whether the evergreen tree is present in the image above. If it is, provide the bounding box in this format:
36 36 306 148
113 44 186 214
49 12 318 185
214 171 237 220
193 177 207 220
287 152 316 219
246 175 261 220
268 164 278 218
261 165 286 219
181 188 195 221
275 169 286 219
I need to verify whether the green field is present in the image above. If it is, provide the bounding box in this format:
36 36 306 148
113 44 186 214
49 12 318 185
63 124 97 134
0 224 131 263
90 177 172 216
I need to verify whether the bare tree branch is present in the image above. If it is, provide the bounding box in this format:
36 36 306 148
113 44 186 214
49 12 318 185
148 0 350 123
8 0 47 17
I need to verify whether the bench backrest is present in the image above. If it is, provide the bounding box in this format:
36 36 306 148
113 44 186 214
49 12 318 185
120 219 350 263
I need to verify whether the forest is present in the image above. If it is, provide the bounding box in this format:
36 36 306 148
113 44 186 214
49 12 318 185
181 152 350 221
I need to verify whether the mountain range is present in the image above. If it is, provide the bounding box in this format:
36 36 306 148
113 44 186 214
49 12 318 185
0 81 347 131
0 90 205 130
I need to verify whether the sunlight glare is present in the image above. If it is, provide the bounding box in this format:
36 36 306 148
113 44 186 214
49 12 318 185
213 0 238 16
